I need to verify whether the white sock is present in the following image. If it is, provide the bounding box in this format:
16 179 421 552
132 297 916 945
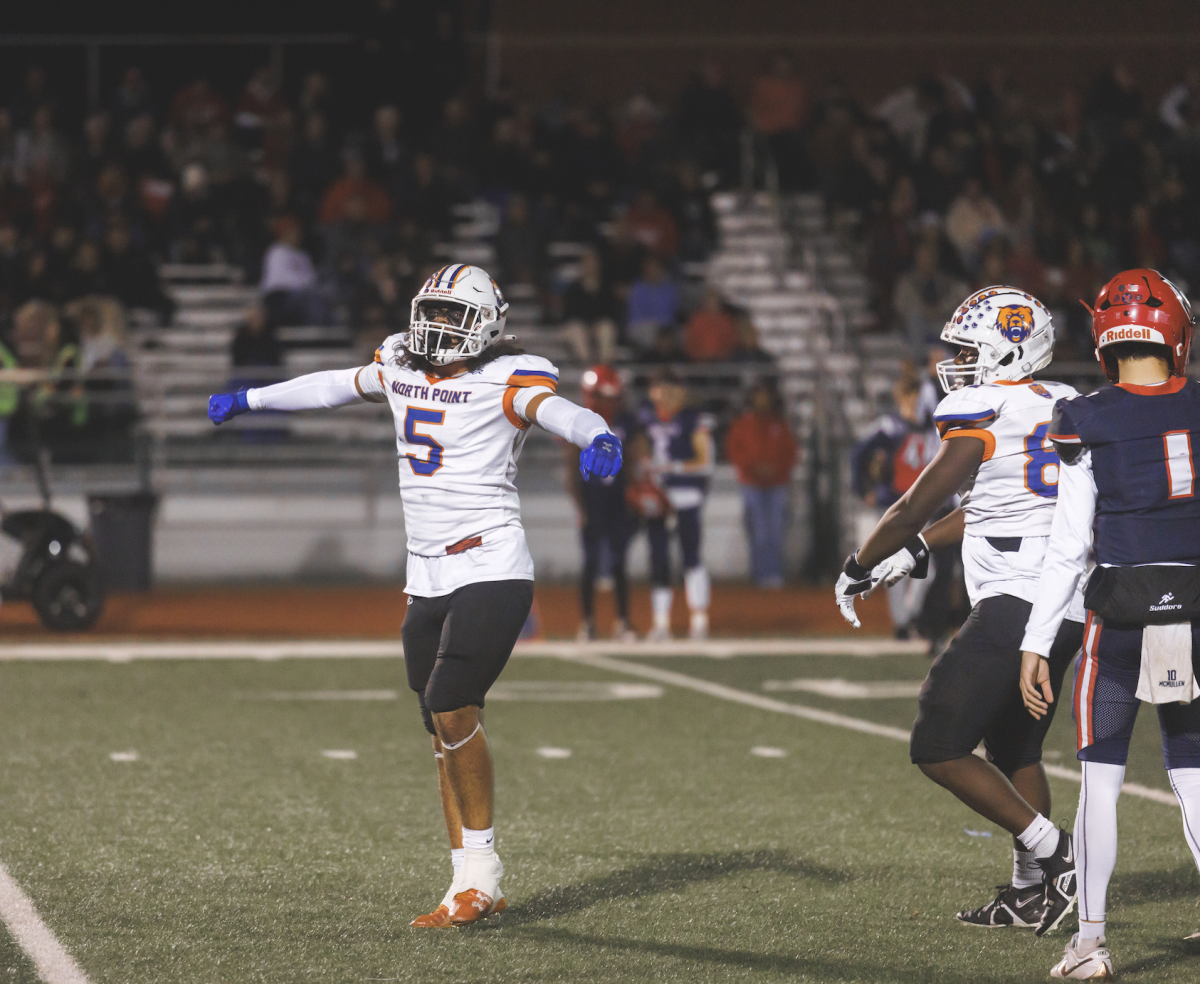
1168 767 1200 872
690 610 709 633
451 847 464 872
684 566 710 611
1011 847 1040 889
1077 761 1124 937
1079 919 1106 943
651 587 673 629
1017 813 1058 857
461 826 495 854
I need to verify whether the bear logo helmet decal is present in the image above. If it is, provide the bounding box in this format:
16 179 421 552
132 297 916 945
996 305 1035 344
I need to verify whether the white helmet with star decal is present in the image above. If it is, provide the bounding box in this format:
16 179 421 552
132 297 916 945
936 285 1055 391
407 264 510 366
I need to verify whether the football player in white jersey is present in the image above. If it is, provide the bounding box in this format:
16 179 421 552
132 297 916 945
835 287 1085 934
208 264 623 927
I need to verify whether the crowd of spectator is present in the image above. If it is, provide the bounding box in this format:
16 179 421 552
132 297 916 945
0 28 1196 474
817 64 1200 357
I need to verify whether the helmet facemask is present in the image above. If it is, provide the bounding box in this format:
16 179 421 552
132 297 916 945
936 344 981 391
409 297 500 366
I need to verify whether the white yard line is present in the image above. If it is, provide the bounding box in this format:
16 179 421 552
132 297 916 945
0 862 89 984
0 641 405 662
0 637 925 662
561 652 1182 808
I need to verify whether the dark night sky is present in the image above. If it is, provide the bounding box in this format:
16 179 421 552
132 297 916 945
1 2 361 34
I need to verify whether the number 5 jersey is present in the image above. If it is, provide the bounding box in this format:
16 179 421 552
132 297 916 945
933 378 1085 618
356 344 561 597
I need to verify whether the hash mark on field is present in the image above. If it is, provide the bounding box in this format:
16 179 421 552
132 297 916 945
108 751 138 762
560 653 1183 807
321 750 358 760
487 681 662 701
0 861 90 984
248 690 398 701
751 746 787 758
537 747 572 759
762 678 924 699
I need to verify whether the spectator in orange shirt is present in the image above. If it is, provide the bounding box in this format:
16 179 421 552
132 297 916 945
683 288 738 361
625 189 678 259
318 152 392 227
725 381 797 587
750 56 808 190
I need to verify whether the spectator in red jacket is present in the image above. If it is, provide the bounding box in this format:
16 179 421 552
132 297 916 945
683 287 738 361
318 152 392 227
725 381 798 587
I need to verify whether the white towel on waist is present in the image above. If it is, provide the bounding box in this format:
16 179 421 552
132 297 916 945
1136 622 1199 704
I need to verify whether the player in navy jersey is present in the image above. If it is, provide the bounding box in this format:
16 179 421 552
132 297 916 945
638 368 715 639
1020 269 1200 978
571 365 639 641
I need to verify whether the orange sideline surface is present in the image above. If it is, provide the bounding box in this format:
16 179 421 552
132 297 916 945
0 583 894 640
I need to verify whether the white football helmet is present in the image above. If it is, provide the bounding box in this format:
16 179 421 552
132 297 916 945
407 264 509 366
937 285 1055 391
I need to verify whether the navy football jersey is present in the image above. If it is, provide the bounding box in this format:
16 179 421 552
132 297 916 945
1049 377 1200 566
638 403 715 509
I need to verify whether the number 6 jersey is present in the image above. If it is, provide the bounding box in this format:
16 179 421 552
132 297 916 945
356 343 560 597
934 378 1085 617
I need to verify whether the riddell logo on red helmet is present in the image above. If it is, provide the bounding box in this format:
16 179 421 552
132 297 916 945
1096 325 1167 346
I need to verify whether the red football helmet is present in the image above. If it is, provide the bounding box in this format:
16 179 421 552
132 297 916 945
581 364 622 400
1088 269 1195 382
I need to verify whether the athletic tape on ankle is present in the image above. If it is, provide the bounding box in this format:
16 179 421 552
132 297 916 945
440 723 482 751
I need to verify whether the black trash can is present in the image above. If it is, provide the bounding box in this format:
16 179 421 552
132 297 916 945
88 493 159 592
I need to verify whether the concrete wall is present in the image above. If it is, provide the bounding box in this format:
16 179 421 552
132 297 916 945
5 466 813 585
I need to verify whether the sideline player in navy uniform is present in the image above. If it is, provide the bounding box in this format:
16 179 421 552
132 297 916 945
639 367 715 640
837 286 1083 933
570 365 639 641
1020 269 1200 979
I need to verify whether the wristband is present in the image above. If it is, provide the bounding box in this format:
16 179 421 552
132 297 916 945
235 389 250 413
843 552 871 581
906 532 931 579
904 533 930 562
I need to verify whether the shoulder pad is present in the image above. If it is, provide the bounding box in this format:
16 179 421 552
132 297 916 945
933 388 997 436
376 332 407 366
1047 399 1082 457
499 353 560 391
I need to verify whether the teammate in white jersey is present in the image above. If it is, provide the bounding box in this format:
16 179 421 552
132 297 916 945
835 286 1085 933
208 264 623 927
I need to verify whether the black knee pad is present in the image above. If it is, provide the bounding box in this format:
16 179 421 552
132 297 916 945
415 688 437 736
424 655 485 716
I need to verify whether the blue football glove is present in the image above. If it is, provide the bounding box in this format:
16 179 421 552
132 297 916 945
579 433 623 480
209 390 251 425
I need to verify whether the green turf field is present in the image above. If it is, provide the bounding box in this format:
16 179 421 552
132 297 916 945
0 648 1198 982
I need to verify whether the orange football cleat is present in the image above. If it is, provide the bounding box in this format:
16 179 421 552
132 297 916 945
409 903 453 928
448 890 507 925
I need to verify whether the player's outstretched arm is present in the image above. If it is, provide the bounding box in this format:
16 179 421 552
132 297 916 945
520 391 622 480
836 435 982 627
209 366 382 425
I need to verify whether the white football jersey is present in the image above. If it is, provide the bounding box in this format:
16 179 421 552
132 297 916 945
934 379 1085 617
356 348 559 597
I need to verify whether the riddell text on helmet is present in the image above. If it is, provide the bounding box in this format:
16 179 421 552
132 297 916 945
1097 326 1166 346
